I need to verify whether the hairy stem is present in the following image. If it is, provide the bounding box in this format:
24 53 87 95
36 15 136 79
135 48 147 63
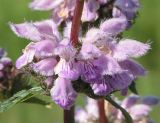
64 105 75 123
70 0 84 46
98 99 108 123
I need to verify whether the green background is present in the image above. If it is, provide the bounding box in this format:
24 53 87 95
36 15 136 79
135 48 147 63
0 0 160 122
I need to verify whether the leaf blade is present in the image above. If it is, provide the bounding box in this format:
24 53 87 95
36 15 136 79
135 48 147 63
0 87 43 113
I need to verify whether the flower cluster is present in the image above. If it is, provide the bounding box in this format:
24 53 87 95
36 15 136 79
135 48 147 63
75 95 160 123
29 0 108 24
29 0 139 26
10 0 150 110
0 48 13 93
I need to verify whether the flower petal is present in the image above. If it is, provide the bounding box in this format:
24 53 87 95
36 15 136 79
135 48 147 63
114 0 140 12
54 44 76 61
50 77 77 109
32 58 57 76
54 59 80 81
16 49 35 69
113 39 150 60
119 59 146 76
75 108 88 123
142 96 160 106
33 19 61 41
100 17 127 35
129 104 151 120
10 22 41 41
79 43 101 60
33 39 57 58
81 0 99 22
29 0 63 10
91 78 113 96
103 56 123 75
79 57 106 83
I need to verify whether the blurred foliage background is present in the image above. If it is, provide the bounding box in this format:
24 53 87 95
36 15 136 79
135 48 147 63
0 0 160 123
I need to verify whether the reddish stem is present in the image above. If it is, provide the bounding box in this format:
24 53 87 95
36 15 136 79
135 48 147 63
64 106 75 123
70 0 84 46
98 99 108 123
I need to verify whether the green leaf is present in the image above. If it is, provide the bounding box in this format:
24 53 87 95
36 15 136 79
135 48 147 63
129 81 138 94
105 96 133 123
0 87 43 113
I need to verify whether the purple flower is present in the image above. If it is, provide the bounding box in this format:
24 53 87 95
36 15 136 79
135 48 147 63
81 26 149 96
114 0 140 27
117 94 159 122
142 96 160 106
91 72 134 96
50 77 77 109
29 0 109 24
54 44 80 81
10 19 61 42
75 95 159 123
10 20 60 69
75 98 99 123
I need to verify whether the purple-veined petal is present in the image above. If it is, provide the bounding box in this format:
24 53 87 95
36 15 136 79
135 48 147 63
54 44 76 61
50 77 77 109
33 19 61 41
91 77 113 96
54 59 80 81
119 59 146 76
32 58 57 76
29 0 63 10
78 43 101 60
10 22 41 41
108 72 134 90
103 56 123 75
113 39 150 60
33 39 57 58
16 48 35 69
79 56 107 83
121 94 140 109
92 72 133 96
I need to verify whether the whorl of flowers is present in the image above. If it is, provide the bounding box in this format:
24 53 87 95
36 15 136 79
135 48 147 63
75 95 160 123
0 48 13 93
10 0 150 110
